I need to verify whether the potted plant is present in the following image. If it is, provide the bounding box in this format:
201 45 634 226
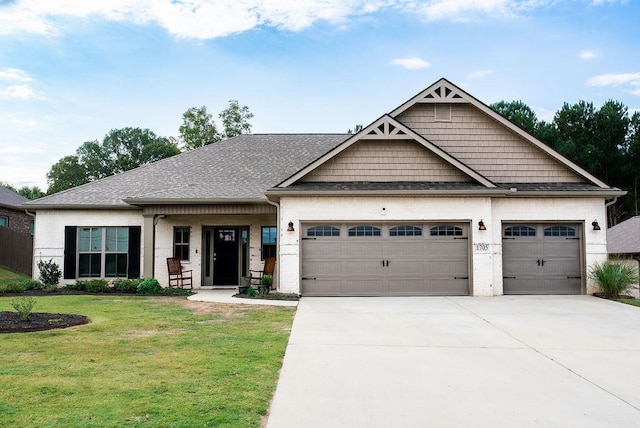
258 275 273 295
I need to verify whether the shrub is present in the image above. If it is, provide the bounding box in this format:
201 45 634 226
589 260 639 299
0 282 26 294
19 279 44 290
65 281 87 291
245 286 257 297
137 278 162 294
113 278 141 293
159 287 193 296
84 279 111 293
37 259 62 287
11 297 36 321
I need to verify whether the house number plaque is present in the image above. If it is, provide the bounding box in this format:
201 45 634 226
474 243 490 251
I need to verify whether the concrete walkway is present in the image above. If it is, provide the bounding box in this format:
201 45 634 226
267 296 640 427
187 288 298 307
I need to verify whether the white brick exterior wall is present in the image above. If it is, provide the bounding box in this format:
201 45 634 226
278 196 607 296
32 209 144 284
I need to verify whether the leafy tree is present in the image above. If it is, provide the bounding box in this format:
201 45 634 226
47 128 179 194
179 106 219 150
219 100 253 139
491 100 538 135
0 182 45 199
347 124 364 134
47 155 90 194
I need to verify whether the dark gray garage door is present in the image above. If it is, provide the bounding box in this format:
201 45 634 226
502 223 582 295
301 223 469 296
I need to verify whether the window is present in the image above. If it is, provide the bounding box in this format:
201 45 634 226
348 225 381 237
0 216 7 227
430 225 462 236
390 225 422 237
173 226 190 260
307 225 340 237
544 226 576 237
262 226 277 260
78 227 129 278
504 226 536 237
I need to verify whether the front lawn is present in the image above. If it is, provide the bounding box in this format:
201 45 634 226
0 295 295 427
0 264 29 286
616 298 640 307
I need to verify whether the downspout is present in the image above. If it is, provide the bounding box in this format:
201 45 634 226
605 197 618 228
24 210 36 278
266 198 280 291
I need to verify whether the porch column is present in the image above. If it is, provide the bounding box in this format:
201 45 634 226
143 214 155 278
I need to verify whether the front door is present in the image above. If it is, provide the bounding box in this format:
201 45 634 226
213 228 239 285
202 226 247 286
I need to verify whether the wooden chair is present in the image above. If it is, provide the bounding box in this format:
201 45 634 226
244 257 276 289
167 257 193 289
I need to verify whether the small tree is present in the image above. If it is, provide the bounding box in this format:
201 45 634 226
37 259 62 287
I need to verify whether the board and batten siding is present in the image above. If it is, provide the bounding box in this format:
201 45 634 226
300 140 472 182
396 104 585 183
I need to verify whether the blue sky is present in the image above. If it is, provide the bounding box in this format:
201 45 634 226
0 0 638 190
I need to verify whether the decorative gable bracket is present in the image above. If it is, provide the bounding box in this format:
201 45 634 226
417 81 467 103
365 121 409 139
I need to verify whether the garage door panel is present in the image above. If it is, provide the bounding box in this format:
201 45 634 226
301 222 469 296
503 223 582 295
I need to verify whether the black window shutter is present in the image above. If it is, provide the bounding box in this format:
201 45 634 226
128 226 142 279
63 226 77 279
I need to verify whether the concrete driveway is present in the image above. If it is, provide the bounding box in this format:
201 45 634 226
266 296 640 427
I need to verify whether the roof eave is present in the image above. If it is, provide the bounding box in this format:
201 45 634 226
265 188 626 198
22 204 140 210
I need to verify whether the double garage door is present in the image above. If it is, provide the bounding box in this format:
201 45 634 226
502 223 582 295
301 223 469 296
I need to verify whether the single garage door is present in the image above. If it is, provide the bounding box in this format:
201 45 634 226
502 223 582 295
301 223 469 296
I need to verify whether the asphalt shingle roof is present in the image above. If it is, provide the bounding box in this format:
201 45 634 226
607 216 640 255
25 134 349 208
0 185 29 209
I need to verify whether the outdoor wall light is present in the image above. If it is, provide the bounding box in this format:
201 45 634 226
287 221 295 232
592 220 601 231
478 220 486 231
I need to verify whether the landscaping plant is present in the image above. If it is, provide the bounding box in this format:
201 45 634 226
589 260 639 299
37 259 61 287
137 277 162 294
11 297 36 321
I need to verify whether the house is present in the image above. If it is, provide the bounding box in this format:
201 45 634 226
25 78 624 296
0 185 32 235
607 216 640 297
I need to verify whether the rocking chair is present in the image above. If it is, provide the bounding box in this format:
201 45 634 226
243 257 276 290
166 257 193 289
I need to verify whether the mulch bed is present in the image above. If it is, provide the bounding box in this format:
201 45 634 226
233 292 300 301
0 311 89 334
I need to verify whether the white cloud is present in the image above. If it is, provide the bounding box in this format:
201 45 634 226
467 69 493 79
0 0 576 39
587 72 640 96
0 84 40 100
579 50 597 60
0 68 33 82
390 57 431 69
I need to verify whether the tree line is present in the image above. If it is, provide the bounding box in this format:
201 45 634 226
490 100 639 225
5 97 639 226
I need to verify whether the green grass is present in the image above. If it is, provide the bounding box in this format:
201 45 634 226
615 298 640 307
0 265 30 286
0 295 295 427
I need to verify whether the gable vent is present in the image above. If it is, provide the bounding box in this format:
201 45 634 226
435 103 452 121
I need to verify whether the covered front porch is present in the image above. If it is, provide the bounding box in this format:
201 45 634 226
139 203 278 288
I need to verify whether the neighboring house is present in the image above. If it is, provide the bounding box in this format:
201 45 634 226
0 185 32 235
25 78 624 296
607 216 640 297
